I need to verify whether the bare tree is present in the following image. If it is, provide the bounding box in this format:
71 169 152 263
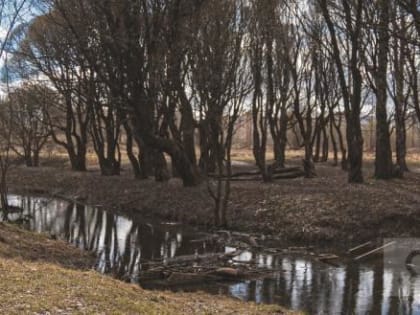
19 12 91 171
248 0 294 180
362 0 394 179
2 83 50 167
249 1 270 181
265 1 293 170
52 0 202 186
319 0 365 183
0 0 30 217
189 0 250 225
0 97 14 218
389 3 410 172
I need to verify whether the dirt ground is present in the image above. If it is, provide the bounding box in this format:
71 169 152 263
7 149 420 249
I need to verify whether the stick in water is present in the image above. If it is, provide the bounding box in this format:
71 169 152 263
348 241 372 254
354 242 396 261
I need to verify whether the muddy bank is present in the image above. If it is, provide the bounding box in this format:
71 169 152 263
7 161 420 246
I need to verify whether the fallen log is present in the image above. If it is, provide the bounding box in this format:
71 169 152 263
229 167 302 178
161 250 243 266
165 267 267 285
226 171 304 181
272 171 305 180
209 167 304 180
227 177 263 182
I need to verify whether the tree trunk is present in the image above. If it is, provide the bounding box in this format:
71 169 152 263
374 0 393 179
24 153 33 167
329 115 339 166
394 9 409 172
98 157 120 176
303 141 316 178
32 149 40 167
153 151 170 182
273 105 289 168
347 116 364 183
171 150 201 186
334 115 348 170
319 0 364 182
138 141 154 179
0 170 8 221
69 147 87 172
198 120 217 174
138 142 170 182
321 125 329 162
124 123 142 179
180 96 197 166
313 122 322 162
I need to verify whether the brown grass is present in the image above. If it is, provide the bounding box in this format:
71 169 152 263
0 223 95 270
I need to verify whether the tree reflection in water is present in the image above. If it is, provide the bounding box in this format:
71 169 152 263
5 195 420 315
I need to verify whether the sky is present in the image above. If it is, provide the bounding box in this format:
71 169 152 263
0 0 37 96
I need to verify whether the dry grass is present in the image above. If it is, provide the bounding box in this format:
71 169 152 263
0 223 94 270
0 224 295 315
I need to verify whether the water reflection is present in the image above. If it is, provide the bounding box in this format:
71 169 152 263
218 253 420 315
6 195 221 282
5 195 420 315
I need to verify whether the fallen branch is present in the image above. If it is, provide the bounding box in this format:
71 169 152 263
317 254 340 267
151 250 244 266
354 242 396 261
347 241 372 254
225 171 304 181
272 171 305 180
209 167 304 180
229 167 302 178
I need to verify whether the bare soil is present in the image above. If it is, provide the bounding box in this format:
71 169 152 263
8 152 420 248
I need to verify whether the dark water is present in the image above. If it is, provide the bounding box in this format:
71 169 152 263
5 195 420 315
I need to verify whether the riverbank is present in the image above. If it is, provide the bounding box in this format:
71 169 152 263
0 223 292 315
8 154 420 247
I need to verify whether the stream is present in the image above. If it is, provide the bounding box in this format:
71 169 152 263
4 195 420 315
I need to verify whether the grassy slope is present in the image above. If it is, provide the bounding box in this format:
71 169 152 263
0 224 293 315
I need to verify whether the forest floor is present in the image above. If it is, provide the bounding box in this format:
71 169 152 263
0 222 292 315
7 149 420 249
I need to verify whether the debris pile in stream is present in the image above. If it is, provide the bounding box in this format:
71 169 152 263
135 230 317 286
135 231 280 286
